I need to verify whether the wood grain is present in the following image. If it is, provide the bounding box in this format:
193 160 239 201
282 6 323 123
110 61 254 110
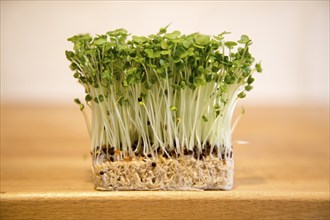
1 104 329 219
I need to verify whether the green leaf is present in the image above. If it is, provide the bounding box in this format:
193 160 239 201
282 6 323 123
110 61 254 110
132 36 147 44
106 28 128 37
160 50 170 55
245 85 253 91
98 94 104 102
205 74 213 82
127 67 137 75
247 76 254 84
197 66 205 74
237 35 250 44
220 83 228 92
224 75 236 84
171 84 181 90
158 24 170 34
219 31 231 36
74 98 81 105
194 34 210 46
224 41 237 49
69 63 78 71
144 49 154 58
193 76 206 87
85 95 92 102
65 51 74 60
68 34 92 44
160 40 168 49
179 50 190 59
165 30 181 40
180 80 187 88
256 62 263 72
183 39 192 48
102 70 112 81
73 72 79 78
170 106 177 111
242 67 252 77
237 92 246 99
193 44 205 49
214 31 231 41
122 80 129 87
93 36 107 45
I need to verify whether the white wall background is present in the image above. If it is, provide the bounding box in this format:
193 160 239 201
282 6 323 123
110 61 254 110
1 1 329 105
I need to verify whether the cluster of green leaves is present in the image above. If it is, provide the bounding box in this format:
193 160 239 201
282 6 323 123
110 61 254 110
66 26 262 106
66 27 262 158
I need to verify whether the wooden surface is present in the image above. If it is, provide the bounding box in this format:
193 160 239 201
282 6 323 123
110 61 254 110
0 104 329 219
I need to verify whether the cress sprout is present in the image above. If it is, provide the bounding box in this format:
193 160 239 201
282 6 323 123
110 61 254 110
66 26 262 164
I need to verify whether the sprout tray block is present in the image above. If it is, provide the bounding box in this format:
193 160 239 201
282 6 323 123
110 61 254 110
66 26 262 191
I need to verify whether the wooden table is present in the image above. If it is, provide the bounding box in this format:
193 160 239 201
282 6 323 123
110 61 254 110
1 104 329 219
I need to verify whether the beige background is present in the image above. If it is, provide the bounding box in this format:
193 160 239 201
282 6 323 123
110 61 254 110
1 1 329 105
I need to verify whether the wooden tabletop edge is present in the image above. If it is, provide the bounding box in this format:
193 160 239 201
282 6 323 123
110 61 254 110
1 191 329 201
